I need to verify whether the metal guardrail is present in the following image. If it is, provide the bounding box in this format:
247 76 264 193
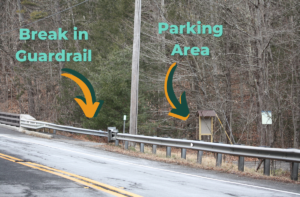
0 112 20 127
116 134 300 162
20 119 109 137
116 134 300 180
0 113 298 180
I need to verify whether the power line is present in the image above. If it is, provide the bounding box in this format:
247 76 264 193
0 0 89 36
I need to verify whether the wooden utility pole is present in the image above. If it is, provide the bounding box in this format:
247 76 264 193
129 0 142 137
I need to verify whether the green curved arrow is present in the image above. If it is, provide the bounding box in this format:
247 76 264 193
164 63 190 121
61 68 103 118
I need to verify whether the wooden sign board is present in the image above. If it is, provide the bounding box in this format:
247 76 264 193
197 110 216 143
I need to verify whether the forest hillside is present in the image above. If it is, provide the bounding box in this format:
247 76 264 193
0 0 299 149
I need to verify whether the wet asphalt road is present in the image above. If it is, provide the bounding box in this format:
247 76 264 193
0 156 110 197
0 126 299 197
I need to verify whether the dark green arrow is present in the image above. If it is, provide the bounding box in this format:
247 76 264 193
164 63 190 121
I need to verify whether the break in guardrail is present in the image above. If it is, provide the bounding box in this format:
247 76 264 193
0 112 20 127
0 113 298 181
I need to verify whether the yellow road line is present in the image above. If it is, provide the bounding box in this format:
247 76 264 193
0 153 23 161
25 162 140 197
0 155 17 162
0 152 142 197
25 162 137 196
21 162 130 197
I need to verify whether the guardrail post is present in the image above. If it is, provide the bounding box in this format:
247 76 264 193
197 151 203 164
140 143 144 153
115 140 119 146
238 156 244 172
108 130 112 142
264 159 270 176
166 147 171 158
124 141 129 150
53 129 56 134
152 145 157 154
181 148 186 159
216 153 222 166
291 162 299 181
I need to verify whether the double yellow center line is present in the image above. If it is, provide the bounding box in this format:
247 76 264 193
0 153 141 197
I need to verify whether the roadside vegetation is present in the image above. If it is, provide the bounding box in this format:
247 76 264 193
1 1 299 151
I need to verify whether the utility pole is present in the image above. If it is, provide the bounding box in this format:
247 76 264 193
129 0 142 138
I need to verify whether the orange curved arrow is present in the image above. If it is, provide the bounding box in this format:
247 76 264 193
61 73 100 118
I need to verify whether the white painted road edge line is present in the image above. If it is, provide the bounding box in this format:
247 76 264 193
1 135 299 196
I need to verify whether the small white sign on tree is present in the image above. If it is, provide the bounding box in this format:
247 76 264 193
262 111 272 125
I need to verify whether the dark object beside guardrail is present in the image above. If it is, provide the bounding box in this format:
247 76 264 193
107 127 118 142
